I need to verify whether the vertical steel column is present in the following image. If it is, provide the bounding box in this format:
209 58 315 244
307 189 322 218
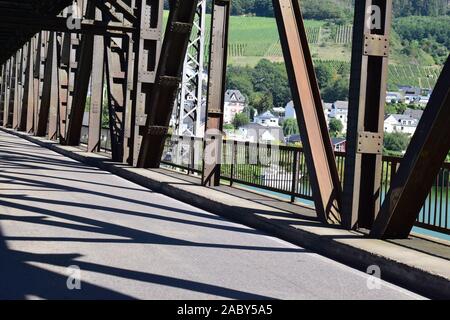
343 0 392 229
33 32 49 135
19 43 30 132
105 35 128 161
47 32 60 140
272 0 342 223
37 32 57 137
371 56 450 239
0 63 5 126
4 57 13 128
137 0 198 168
12 50 21 130
87 7 105 152
125 0 164 165
201 0 231 187
64 32 80 142
26 36 37 133
57 32 70 142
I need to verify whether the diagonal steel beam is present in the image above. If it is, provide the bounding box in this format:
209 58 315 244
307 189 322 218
343 0 392 230
272 0 342 224
371 55 450 239
137 0 198 168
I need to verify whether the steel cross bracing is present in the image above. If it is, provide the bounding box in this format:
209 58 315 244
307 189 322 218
174 0 206 138
0 0 449 239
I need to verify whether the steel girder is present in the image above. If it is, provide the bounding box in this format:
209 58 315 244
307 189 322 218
201 0 231 187
371 55 450 239
343 0 392 230
174 0 207 138
137 0 198 168
272 0 342 224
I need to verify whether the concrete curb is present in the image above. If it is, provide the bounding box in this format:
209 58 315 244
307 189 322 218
2 127 449 299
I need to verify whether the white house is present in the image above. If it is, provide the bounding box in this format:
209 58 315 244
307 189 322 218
384 114 419 136
224 90 246 124
254 111 280 127
285 100 331 121
329 100 349 132
385 91 403 103
238 123 285 144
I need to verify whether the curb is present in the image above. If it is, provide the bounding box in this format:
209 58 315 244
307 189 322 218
2 127 449 299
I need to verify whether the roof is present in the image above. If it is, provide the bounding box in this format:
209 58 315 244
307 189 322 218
403 108 424 120
225 90 246 103
256 111 277 120
333 101 349 109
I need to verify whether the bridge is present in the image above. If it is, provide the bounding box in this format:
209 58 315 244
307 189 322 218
0 0 449 300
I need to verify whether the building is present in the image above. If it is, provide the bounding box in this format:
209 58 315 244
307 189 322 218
384 114 419 136
329 100 349 132
284 100 331 121
403 108 424 120
385 91 403 103
272 107 285 118
224 90 246 124
254 111 280 127
238 123 285 144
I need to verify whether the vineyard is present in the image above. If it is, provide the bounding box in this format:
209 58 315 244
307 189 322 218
163 12 443 90
313 60 442 89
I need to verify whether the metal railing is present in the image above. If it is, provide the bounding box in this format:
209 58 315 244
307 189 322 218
161 135 450 235
80 129 449 235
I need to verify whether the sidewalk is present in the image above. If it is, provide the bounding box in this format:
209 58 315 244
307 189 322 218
2 127 449 299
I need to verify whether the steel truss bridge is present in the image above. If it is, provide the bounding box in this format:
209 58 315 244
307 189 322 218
0 0 449 240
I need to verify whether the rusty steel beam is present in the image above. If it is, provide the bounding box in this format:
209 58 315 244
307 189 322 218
105 36 127 161
47 32 60 140
57 32 70 142
19 42 30 131
137 0 198 168
25 36 37 133
33 32 48 135
87 7 105 152
125 0 164 165
65 2 95 146
371 55 450 239
272 0 342 224
0 63 5 125
343 0 392 230
201 0 231 187
37 32 56 137
12 50 21 130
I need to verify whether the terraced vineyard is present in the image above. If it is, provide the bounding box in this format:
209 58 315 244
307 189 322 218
164 12 442 90
313 60 442 89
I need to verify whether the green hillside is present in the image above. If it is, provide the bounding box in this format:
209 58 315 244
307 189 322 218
163 12 446 89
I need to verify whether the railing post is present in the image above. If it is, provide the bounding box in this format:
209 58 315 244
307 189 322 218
230 141 237 187
291 149 299 203
190 137 195 174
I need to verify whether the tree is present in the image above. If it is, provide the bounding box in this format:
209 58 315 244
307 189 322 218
329 118 344 137
282 118 300 136
232 113 250 129
250 91 273 114
322 78 349 103
384 132 411 153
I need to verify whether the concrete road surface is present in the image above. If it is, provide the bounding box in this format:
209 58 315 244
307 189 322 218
0 130 424 299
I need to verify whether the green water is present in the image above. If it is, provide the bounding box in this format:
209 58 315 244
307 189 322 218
238 184 450 241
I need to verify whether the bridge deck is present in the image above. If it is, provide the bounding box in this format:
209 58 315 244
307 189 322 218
0 130 422 299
